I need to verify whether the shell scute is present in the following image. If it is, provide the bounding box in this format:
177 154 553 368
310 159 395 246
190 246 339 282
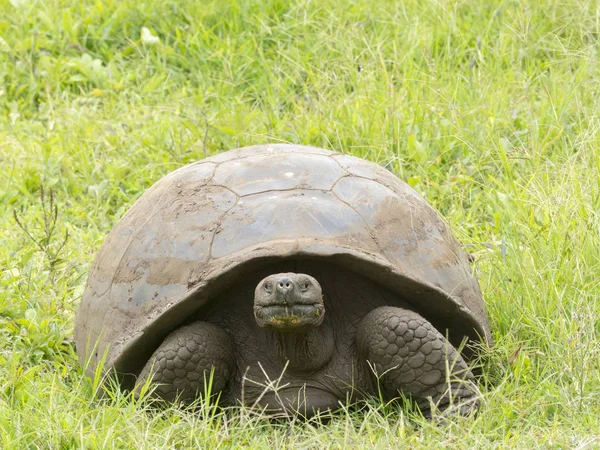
211 190 378 259
212 153 345 196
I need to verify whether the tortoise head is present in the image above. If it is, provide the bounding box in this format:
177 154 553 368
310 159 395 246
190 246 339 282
253 273 324 332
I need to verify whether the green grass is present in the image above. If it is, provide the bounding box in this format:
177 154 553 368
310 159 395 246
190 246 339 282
1 0 599 447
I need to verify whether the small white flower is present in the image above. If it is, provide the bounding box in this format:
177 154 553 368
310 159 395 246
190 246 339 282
141 27 160 45
9 0 27 8
0 36 10 52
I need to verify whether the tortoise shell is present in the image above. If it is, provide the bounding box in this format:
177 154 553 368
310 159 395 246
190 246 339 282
75 144 491 383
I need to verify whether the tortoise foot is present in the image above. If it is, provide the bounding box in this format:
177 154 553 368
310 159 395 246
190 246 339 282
356 306 479 417
137 321 235 404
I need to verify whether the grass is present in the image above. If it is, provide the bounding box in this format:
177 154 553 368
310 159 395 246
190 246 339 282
1 0 599 447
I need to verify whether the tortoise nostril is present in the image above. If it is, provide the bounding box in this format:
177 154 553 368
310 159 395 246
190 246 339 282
276 277 294 293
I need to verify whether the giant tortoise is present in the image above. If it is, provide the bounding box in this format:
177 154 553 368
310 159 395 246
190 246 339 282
75 144 491 417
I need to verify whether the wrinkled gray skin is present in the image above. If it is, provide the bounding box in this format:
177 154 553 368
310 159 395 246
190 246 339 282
138 270 478 418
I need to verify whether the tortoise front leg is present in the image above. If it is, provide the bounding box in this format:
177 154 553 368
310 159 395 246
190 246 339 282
137 322 235 404
356 306 479 417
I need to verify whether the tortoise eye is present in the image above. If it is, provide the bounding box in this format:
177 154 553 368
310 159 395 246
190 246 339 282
264 282 272 292
301 281 311 290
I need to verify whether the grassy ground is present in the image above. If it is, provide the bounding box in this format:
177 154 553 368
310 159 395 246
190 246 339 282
1 0 599 447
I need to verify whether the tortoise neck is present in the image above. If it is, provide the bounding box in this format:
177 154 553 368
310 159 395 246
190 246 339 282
269 325 333 373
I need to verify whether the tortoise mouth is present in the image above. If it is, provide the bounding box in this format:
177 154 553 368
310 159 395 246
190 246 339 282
254 303 325 331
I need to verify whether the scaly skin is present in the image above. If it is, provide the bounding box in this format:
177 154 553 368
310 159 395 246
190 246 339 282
138 322 235 403
356 306 479 417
